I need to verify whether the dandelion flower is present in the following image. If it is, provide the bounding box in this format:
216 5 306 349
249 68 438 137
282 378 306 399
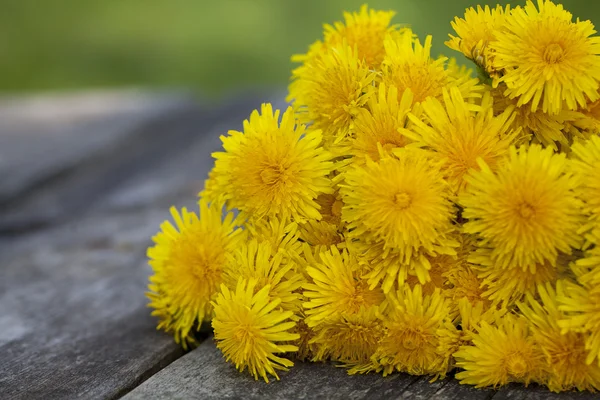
341 148 457 265
437 299 505 375
324 5 398 69
287 45 375 146
212 280 300 382
382 29 481 104
351 84 416 164
490 0 600 114
446 5 510 79
489 84 576 150
246 216 302 261
477 255 560 306
519 283 600 392
310 306 384 365
147 201 244 348
298 220 344 252
210 104 334 222
558 279 600 367
460 144 583 271
455 315 544 388
223 239 304 316
372 285 450 377
571 135 600 232
303 247 384 327
404 87 520 195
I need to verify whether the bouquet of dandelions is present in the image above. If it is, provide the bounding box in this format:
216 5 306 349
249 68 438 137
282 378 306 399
146 1 600 393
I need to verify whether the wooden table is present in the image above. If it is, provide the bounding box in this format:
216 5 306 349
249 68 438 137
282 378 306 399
0 90 596 400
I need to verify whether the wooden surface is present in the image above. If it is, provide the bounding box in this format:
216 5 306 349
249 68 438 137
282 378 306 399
0 90 595 399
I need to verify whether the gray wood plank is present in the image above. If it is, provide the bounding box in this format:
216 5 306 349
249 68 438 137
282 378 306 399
123 338 495 400
0 89 284 233
0 91 280 399
0 90 195 206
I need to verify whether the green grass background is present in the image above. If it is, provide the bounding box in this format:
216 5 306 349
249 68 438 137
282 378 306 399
1 0 598 97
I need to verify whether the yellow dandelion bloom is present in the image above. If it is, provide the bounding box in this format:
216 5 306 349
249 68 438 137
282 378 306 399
223 239 304 316
246 216 302 261
519 283 600 392
310 306 384 365
490 84 576 150
404 87 519 195
212 280 299 383
373 285 450 377
572 230 600 293
477 255 560 306
210 104 334 222
287 45 376 146
461 144 583 271
571 135 600 233
558 279 600 367
147 201 245 348
382 29 481 104
455 315 544 388
324 5 398 69
303 246 384 327
297 220 344 252
437 299 506 376
341 149 457 266
351 84 416 164
352 227 458 293
446 4 510 79
490 0 600 114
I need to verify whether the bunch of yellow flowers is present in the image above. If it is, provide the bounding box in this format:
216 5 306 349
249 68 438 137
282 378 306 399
146 1 600 393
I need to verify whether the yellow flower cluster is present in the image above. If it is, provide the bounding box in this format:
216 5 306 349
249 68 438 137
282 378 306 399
146 1 600 392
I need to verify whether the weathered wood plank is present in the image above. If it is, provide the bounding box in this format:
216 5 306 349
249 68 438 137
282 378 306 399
123 338 494 400
0 90 194 206
0 90 284 233
0 91 276 399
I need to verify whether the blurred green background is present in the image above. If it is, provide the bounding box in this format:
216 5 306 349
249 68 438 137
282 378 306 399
1 0 598 97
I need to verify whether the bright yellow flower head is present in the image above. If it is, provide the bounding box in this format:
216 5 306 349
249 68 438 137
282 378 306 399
455 315 544 388
558 279 600 367
303 247 384 327
446 4 510 79
404 87 520 195
223 239 304 316
212 279 300 383
382 29 481 104
246 217 302 261
287 45 376 147
373 285 450 377
210 104 334 222
519 283 600 392
461 144 583 271
147 201 244 348
341 149 457 265
490 0 600 114
324 4 398 69
571 135 600 233
477 255 560 307
351 84 416 164
489 84 579 150
309 306 384 365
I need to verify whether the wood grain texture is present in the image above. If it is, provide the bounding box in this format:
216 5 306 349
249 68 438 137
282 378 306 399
0 91 278 399
124 338 500 400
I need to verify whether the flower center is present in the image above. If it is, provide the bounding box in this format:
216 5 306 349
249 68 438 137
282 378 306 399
394 192 412 209
260 165 285 186
402 331 422 350
507 355 528 378
331 199 343 217
518 203 535 219
543 43 564 64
